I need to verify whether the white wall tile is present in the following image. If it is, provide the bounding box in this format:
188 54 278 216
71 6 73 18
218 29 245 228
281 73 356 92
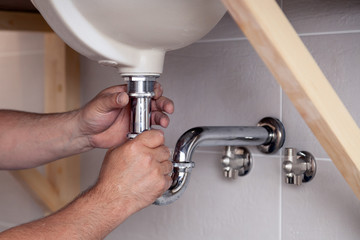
282 33 360 159
161 40 281 152
283 0 360 34
78 3 360 240
80 148 107 190
106 152 280 240
201 0 282 41
200 12 245 41
0 226 5 232
80 56 124 105
0 172 44 225
282 160 360 240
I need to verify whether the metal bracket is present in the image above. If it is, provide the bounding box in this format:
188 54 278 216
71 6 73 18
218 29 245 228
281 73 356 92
173 162 195 172
221 146 252 179
282 148 317 185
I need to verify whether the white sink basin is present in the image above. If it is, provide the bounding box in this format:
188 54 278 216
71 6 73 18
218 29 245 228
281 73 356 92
32 0 226 74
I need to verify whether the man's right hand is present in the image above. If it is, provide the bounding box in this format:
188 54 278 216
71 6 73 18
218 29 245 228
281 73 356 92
0 130 173 240
94 129 173 216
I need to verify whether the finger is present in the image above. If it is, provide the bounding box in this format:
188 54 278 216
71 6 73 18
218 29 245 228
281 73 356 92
136 129 165 148
151 96 174 114
100 85 127 95
151 111 170 128
164 175 173 191
97 92 129 113
153 82 163 100
160 160 173 175
152 146 171 163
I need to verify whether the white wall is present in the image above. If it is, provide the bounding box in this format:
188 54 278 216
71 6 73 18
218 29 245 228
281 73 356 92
80 1 360 239
0 31 45 229
1 0 360 239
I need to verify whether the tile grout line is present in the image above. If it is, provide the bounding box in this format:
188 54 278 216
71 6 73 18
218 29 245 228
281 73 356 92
279 85 283 240
279 2 283 238
196 29 360 44
299 29 360 37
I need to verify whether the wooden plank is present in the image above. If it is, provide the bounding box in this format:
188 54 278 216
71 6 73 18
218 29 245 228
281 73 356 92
0 11 51 32
11 169 62 212
222 0 360 199
44 33 81 208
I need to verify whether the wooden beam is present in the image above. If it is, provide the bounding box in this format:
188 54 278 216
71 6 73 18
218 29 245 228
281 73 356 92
222 0 360 199
11 169 62 212
44 33 81 208
0 11 51 32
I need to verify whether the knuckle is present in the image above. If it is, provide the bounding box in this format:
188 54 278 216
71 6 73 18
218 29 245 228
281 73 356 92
158 177 168 191
128 141 140 152
167 161 173 172
154 166 162 177
142 154 153 167
163 147 171 159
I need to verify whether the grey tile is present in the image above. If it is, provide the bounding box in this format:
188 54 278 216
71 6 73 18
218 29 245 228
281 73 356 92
282 33 360 159
80 56 125 104
0 172 44 225
80 148 107 191
0 54 44 112
161 40 281 154
0 31 44 54
200 12 245 41
282 160 360 240
107 152 280 240
283 0 360 34
201 1 282 41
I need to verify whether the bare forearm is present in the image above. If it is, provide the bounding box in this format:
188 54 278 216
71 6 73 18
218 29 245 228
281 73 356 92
0 185 132 240
0 110 91 169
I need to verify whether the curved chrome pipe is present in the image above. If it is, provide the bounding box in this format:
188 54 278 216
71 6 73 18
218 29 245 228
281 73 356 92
154 117 285 205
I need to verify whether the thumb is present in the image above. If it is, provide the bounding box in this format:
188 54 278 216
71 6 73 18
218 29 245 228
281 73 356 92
98 91 129 113
115 92 129 108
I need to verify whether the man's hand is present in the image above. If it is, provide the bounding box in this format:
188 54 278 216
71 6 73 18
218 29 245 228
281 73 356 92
77 83 174 149
94 130 173 215
0 130 173 239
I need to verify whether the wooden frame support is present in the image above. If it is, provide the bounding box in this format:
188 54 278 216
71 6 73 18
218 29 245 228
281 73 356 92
222 0 360 199
43 33 81 208
10 33 81 212
0 11 51 32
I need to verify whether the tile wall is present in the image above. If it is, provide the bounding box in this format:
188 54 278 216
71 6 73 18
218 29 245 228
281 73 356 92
80 1 360 239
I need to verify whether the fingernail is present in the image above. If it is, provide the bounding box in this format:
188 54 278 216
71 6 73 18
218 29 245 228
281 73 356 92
117 92 128 105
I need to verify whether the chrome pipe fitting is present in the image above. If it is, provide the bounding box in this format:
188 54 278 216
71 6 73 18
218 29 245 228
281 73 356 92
221 146 252 179
154 117 285 205
123 75 159 139
282 148 316 185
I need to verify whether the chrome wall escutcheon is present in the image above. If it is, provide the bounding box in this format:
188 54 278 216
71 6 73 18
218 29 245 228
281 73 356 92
282 148 317 185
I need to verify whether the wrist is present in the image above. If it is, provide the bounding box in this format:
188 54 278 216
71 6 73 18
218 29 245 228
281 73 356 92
81 183 135 230
69 110 94 152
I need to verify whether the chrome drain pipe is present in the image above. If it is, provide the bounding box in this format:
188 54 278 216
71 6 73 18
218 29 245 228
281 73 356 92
122 75 159 139
154 117 285 205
